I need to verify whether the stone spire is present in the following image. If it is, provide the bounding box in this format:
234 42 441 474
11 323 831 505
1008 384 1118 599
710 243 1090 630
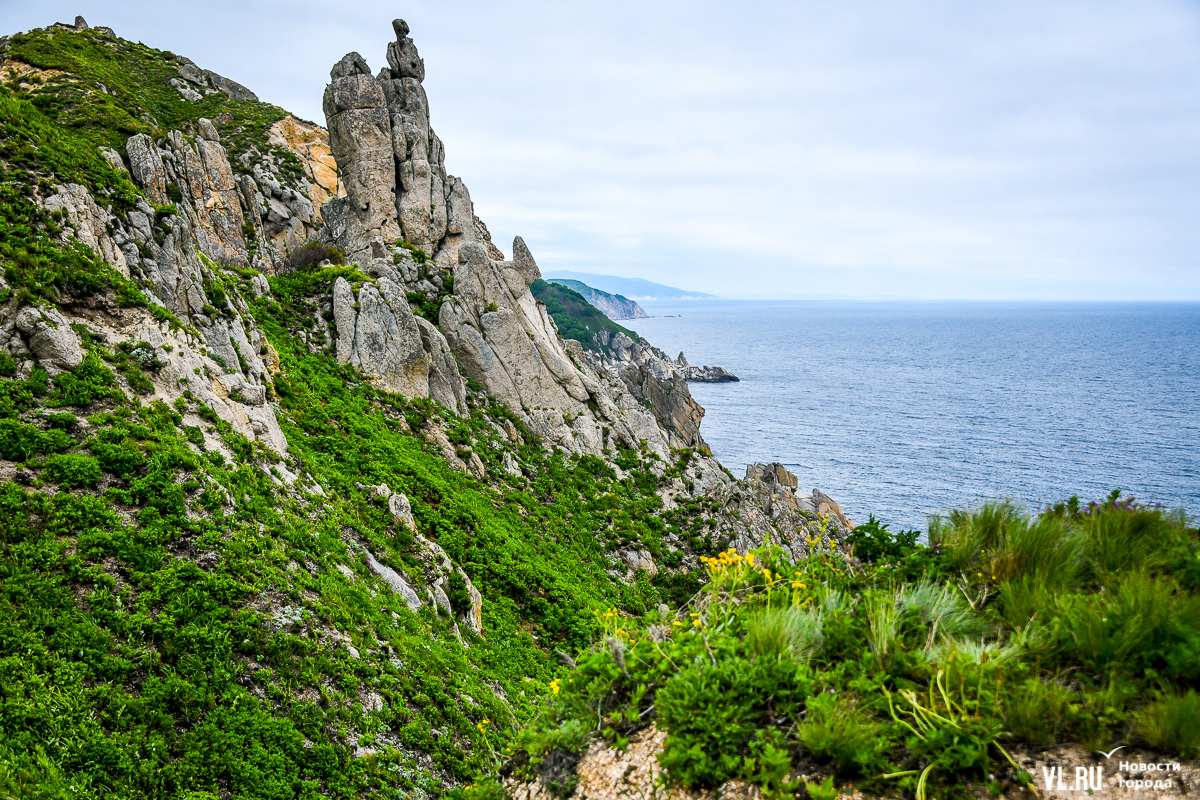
322 52 402 258
321 21 481 266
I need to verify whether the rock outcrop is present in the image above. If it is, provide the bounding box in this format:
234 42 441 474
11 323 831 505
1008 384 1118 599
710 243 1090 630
121 123 249 314
320 22 484 267
439 238 709 457
313 20 725 460
267 115 343 221
11 306 84 373
322 52 402 259
42 183 130 278
174 56 258 102
587 331 739 383
709 463 854 561
331 274 466 413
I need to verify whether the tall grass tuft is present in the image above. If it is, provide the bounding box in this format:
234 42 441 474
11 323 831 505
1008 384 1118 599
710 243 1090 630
865 592 900 668
1135 690 1200 758
1004 678 1071 746
745 606 824 665
899 580 988 648
1080 504 1192 584
930 501 1084 594
1055 569 1200 679
799 692 882 774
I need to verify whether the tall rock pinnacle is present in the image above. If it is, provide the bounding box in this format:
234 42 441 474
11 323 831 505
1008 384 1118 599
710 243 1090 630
322 52 402 256
321 20 480 266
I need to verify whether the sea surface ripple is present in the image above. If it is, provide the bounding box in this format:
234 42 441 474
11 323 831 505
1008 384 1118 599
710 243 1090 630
631 300 1200 532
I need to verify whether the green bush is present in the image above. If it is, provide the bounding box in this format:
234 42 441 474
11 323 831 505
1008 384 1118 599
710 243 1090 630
846 515 920 563
46 352 117 407
657 657 809 788
283 242 344 273
42 452 101 488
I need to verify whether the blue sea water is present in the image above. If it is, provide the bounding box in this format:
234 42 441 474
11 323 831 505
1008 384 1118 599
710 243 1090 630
631 301 1200 532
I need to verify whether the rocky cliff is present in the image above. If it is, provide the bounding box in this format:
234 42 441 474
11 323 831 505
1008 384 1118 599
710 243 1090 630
308 24 737 460
0 17 867 798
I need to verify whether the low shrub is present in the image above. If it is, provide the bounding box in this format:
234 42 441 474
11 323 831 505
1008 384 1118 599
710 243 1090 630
798 692 883 774
283 243 344 273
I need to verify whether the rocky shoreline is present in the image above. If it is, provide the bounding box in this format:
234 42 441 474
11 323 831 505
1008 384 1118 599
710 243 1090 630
587 330 740 383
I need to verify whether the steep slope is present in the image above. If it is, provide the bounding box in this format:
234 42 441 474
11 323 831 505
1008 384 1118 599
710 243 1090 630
0 16 853 799
545 278 648 321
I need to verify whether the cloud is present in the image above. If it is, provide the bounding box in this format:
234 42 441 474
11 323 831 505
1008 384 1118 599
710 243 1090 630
5 0 1199 299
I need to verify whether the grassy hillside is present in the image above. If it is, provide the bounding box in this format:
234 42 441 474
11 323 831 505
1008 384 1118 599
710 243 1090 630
3 26 304 180
0 259 704 798
530 279 638 354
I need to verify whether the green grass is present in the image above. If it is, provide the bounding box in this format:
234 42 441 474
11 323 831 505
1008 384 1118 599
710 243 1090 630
5 27 304 180
498 498 1199 798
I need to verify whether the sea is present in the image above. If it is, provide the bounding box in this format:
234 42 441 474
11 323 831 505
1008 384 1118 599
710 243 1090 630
630 301 1200 532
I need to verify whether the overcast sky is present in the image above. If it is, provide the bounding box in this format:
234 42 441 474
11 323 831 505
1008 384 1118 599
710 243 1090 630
4 1 1199 299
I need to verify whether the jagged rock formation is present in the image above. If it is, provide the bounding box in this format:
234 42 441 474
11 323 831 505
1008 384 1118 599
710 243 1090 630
332 273 467 413
440 238 708 456
315 21 718 458
21 118 292 464
587 331 739 383
546 278 648 320
320 22 483 268
173 56 257 102
709 462 854 560
42 183 130 278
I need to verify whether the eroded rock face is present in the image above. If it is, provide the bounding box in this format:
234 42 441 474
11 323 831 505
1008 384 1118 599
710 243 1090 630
437 239 706 457
322 53 401 261
588 330 739 383
122 126 255 315
267 115 343 220
165 129 248 267
42 183 129 278
331 275 466 413
13 306 84 372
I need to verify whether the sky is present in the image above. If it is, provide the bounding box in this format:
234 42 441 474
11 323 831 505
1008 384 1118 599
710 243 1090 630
3 1 1199 300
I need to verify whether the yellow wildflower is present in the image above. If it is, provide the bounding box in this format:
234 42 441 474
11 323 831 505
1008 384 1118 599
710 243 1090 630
549 678 560 695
